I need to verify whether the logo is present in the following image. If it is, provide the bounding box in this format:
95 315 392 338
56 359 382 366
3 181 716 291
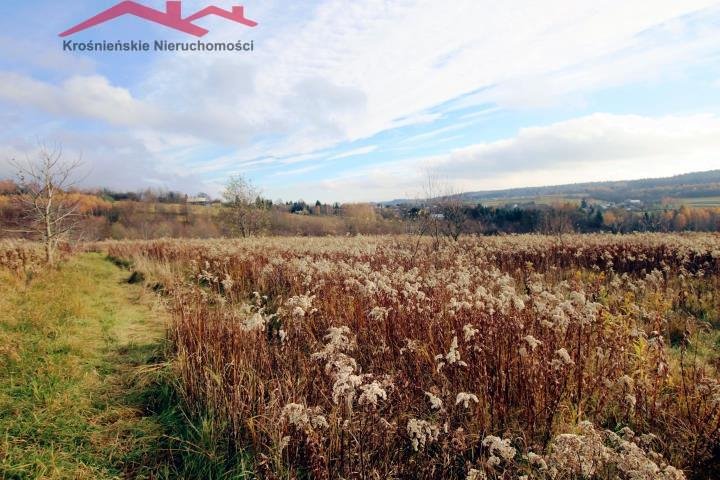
60 1 258 38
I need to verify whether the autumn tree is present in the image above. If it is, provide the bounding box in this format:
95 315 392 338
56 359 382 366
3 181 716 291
7 145 85 266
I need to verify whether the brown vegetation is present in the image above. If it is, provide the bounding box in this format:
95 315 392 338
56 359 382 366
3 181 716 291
103 233 720 479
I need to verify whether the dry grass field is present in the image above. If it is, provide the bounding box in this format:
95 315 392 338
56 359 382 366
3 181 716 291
87 233 720 479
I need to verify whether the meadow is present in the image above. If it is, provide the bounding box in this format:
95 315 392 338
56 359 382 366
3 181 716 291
100 233 720 479
1 234 719 479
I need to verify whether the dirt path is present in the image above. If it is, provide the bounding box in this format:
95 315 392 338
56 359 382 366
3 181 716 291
0 253 171 479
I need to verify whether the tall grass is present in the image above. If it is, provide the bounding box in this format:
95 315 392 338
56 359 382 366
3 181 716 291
106 234 720 479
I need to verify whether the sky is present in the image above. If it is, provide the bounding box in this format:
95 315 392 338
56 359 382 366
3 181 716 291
0 0 719 202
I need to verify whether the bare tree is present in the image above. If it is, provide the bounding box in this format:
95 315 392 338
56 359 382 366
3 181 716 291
540 202 575 244
437 192 468 241
419 171 469 245
219 174 269 237
7 145 85 266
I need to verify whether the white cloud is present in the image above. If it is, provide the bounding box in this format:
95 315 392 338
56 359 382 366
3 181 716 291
0 133 214 194
329 145 378 160
436 113 720 178
132 0 720 156
0 73 162 127
282 113 720 202
2 0 720 198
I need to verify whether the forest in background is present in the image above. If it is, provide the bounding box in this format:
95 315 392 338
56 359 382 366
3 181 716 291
1 169 720 241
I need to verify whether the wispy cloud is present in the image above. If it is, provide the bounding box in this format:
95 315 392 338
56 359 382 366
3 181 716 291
328 145 378 160
0 0 719 199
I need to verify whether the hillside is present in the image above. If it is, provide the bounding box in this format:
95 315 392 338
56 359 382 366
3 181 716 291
386 170 720 205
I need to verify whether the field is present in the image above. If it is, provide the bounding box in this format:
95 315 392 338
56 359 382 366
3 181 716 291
673 197 720 208
1 234 720 479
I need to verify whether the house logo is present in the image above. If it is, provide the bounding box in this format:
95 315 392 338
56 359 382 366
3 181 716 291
60 1 258 38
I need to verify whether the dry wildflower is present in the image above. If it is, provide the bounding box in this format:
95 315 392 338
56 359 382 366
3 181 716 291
358 381 387 408
221 273 234 291
463 323 479 342
311 414 329 430
399 338 421 354
624 393 637 412
487 455 501 469
282 403 328 432
241 311 267 332
312 325 355 360
283 403 310 428
520 334 542 357
407 418 440 451
368 306 390 322
482 435 516 463
455 392 479 409
548 426 608 477
466 468 486 480
279 436 291 451
425 391 444 410
527 451 548 470
436 336 467 372
523 335 542 351
327 354 363 407
548 422 686 480
284 294 317 319
551 347 575 369
104 234 717 478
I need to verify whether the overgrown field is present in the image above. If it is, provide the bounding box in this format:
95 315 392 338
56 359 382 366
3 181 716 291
5 234 718 479
102 234 720 479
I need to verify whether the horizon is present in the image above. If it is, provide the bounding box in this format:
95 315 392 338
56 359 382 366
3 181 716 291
4 166 720 204
1 1 719 202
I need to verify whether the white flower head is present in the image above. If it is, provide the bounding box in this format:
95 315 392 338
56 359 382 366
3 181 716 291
425 391 444 410
463 323 479 342
551 348 575 369
455 392 480 409
407 418 440 451
358 381 387 408
437 336 468 371
482 435 516 462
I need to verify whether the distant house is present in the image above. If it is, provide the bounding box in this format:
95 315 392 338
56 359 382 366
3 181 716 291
187 193 212 206
430 213 445 220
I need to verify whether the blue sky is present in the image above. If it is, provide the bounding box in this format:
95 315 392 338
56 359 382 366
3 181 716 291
0 0 719 202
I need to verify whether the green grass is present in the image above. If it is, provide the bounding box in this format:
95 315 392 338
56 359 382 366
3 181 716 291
0 253 169 478
0 253 255 479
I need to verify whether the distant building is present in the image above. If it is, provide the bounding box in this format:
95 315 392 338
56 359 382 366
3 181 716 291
187 193 212 206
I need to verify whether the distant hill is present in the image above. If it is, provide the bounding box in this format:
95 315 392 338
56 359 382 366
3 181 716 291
385 170 720 206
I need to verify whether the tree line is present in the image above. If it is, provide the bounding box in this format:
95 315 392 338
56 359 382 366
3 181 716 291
2 147 719 266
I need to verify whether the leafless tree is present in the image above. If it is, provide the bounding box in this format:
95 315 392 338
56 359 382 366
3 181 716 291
219 174 269 237
7 145 85 266
540 202 575 244
437 193 468 241
420 171 469 245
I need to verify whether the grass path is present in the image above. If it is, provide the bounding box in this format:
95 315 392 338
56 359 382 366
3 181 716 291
0 253 172 479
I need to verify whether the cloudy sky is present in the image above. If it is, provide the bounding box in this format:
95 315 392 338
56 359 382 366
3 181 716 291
0 0 719 202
